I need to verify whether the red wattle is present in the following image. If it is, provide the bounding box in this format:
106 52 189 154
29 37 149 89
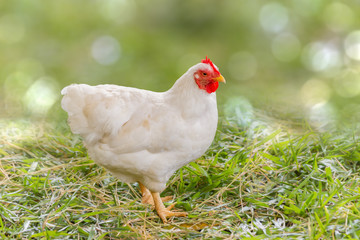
206 81 219 93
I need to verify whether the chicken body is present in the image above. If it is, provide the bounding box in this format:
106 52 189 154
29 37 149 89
61 60 224 222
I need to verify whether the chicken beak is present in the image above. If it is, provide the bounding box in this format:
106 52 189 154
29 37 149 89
213 74 226 83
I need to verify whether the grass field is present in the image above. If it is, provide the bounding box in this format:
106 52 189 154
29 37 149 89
1 112 360 239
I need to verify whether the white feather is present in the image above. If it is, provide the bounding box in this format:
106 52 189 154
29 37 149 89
61 63 218 192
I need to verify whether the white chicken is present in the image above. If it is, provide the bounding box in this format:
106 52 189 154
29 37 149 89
61 57 225 222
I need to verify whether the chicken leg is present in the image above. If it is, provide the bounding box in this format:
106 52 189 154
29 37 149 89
138 182 172 205
139 182 154 205
151 192 188 223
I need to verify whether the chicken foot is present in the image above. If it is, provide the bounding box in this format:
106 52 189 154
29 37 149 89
151 192 188 223
138 182 172 206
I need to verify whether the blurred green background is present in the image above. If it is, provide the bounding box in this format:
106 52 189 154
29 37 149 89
1 0 360 128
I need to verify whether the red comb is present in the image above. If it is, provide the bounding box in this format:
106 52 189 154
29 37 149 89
201 56 220 75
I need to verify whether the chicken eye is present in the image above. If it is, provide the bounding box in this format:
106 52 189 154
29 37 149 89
202 72 207 76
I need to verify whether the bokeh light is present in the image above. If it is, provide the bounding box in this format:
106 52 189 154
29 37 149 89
302 42 342 72
344 31 360 61
259 2 288 33
300 79 331 107
91 36 121 65
23 77 60 116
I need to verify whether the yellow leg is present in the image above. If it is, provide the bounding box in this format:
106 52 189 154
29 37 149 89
139 182 154 205
138 182 172 205
151 192 188 223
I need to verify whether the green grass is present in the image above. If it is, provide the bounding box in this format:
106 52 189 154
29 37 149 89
1 116 360 239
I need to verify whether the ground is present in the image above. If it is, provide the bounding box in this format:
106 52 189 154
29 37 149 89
1 115 360 239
